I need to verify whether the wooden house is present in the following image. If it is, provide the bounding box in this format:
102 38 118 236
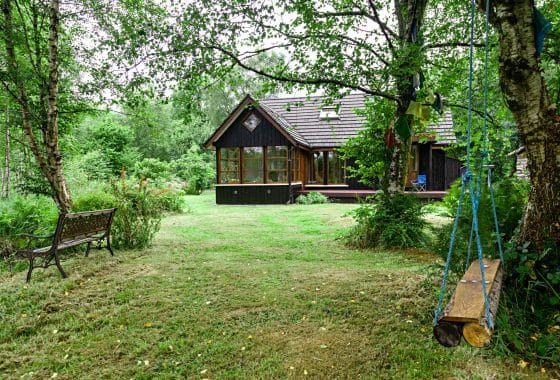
205 94 461 204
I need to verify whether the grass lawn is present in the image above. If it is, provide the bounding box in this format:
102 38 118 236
0 191 551 379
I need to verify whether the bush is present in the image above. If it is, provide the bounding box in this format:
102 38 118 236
430 177 529 273
109 180 164 249
72 190 117 212
496 241 560 365
134 158 173 182
345 193 427 249
153 189 186 213
173 145 215 195
0 194 58 259
296 192 329 205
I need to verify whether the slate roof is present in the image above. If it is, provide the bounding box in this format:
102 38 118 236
261 93 366 148
261 93 456 148
258 101 308 147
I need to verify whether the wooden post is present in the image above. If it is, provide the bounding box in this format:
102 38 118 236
428 143 433 191
216 147 221 185
263 146 268 184
323 151 328 185
288 146 293 203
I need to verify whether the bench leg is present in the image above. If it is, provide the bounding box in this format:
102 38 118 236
26 257 34 283
53 252 68 279
106 238 114 256
85 242 92 257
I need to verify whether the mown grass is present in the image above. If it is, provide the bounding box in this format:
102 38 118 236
0 191 553 379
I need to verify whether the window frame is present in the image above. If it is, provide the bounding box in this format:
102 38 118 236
219 147 241 184
267 145 289 183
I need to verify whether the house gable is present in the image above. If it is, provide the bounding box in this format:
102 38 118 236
214 107 291 148
205 95 308 149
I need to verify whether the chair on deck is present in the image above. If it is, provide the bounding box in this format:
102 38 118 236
412 174 427 191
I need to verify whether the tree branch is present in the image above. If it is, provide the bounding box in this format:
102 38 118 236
208 44 401 104
367 0 397 51
423 42 487 49
446 102 499 126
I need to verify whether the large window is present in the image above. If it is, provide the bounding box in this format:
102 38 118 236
311 152 324 184
220 148 240 184
218 146 302 184
267 146 288 183
243 147 263 183
328 151 346 184
291 148 302 182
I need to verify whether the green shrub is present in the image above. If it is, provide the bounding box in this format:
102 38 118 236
72 190 117 212
421 202 452 217
345 193 427 249
496 241 560 365
430 177 529 273
173 145 215 194
0 194 58 259
134 158 173 182
109 180 164 249
66 150 113 184
154 189 186 213
296 192 329 205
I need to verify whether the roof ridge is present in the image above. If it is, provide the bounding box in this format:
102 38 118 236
262 93 365 104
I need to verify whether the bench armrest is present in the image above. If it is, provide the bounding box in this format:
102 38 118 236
17 233 54 250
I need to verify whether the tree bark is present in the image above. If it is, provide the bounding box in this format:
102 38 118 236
385 0 428 194
1 0 73 211
2 106 10 197
492 0 560 249
46 0 72 211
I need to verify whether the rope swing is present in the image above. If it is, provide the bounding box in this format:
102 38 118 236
432 0 504 348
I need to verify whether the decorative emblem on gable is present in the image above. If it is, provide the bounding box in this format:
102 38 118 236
243 113 261 132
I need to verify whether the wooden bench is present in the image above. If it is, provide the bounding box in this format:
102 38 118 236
18 208 117 282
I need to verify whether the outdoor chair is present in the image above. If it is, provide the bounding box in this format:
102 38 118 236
412 174 427 191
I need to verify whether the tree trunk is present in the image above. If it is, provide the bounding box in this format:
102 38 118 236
45 0 72 211
492 0 560 249
1 0 73 211
386 0 428 195
2 106 10 197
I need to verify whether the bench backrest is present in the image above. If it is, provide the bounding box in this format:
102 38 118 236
54 208 117 245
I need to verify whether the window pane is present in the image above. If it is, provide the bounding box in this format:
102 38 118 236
291 148 301 181
268 145 288 157
312 152 324 184
220 148 239 184
267 146 287 183
243 147 263 183
328 151 345 184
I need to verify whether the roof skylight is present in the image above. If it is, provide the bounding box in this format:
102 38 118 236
319 106 340 120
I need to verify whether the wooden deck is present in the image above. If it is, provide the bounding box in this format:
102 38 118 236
296 189 447 200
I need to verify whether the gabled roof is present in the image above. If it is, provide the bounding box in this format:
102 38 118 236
204 95 307 149
206 93 457 149
261 94 366 148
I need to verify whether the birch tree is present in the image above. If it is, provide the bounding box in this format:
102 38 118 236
487 0 559 249
0 0 72 211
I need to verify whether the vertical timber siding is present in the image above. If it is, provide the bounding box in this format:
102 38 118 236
214 109 290 148
216 184 302 204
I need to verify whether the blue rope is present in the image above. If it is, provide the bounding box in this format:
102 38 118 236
488 166 504 263
466 219 475 271
434 0 501 330
434 172 470 325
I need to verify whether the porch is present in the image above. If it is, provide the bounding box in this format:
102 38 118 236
296 188 447 201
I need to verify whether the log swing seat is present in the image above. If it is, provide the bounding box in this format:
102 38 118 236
433 259 503 347
432 0 505 349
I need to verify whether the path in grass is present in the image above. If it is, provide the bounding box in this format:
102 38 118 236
0 192 546 379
